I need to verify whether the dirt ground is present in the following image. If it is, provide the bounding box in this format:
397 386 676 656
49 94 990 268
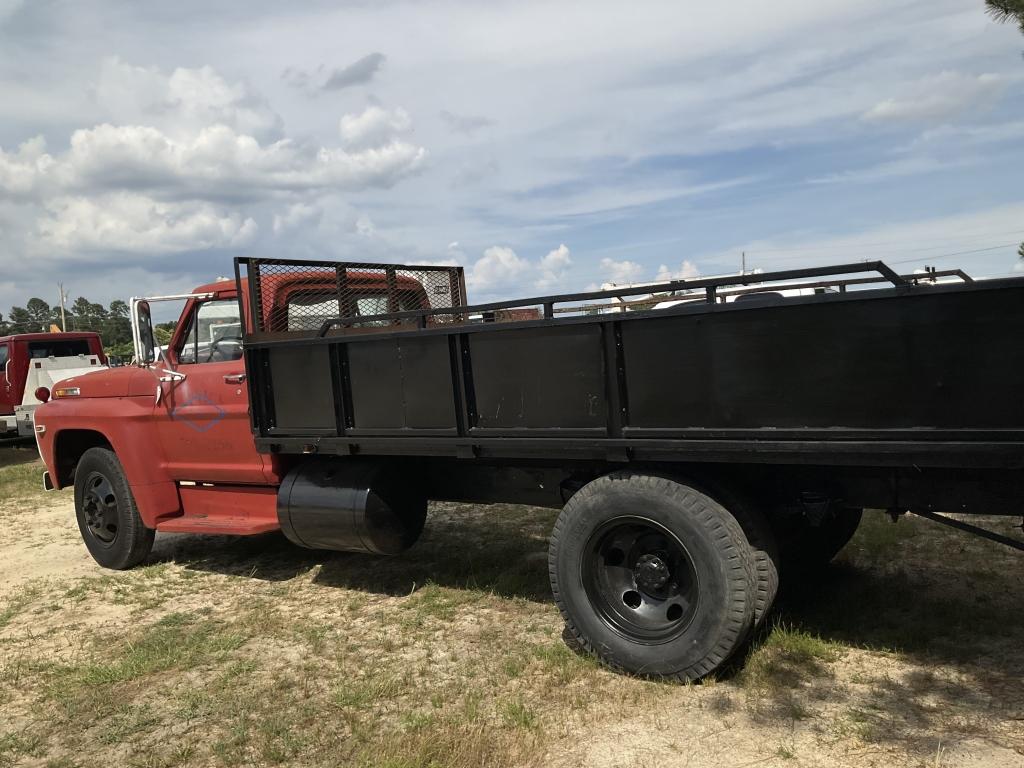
1 444 1022 768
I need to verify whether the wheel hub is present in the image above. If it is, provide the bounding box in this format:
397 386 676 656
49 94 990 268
582 517 700 644
634 553 670 590
82 472 118 544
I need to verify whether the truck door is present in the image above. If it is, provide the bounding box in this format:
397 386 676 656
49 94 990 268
154 297 268 484
0 342 13 416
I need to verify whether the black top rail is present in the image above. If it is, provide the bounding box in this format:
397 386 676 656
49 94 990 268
566 267 973 314
311 260 911 337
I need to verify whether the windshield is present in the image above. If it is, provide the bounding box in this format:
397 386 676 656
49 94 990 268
29 339 92 358
286 292 422 331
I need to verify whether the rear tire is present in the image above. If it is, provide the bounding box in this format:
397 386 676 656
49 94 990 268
703 483 779 629
74 447 154 570
548 472 756 681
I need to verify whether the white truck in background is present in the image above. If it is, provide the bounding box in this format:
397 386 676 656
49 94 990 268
0 332 107 437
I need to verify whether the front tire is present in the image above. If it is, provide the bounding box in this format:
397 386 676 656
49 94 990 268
74 447 155 570
549 472 756 681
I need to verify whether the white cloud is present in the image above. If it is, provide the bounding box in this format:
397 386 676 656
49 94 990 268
536 244 572 289
339 106 412 151
272 201 322 234
862 72 1011 124
467 245 529 290
0 64 427 261
94 57 283 141
599 257 645 285
0 123 426 200
466 243 576 292
36 192 257 255
0 136 53 196
655 260 700 281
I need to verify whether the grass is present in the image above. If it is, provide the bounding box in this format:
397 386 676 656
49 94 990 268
48 612 246 697
0 583 41 630
743 624 843 688
0 448 46 505
500 699 539 731
0 494 1021 767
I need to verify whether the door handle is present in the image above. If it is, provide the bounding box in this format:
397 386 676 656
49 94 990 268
224 373 247 384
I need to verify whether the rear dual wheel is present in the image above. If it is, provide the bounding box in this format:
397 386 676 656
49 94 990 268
549 472 770 681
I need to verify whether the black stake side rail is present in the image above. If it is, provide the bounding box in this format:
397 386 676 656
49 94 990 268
238 254 1024 476
310 261 910 336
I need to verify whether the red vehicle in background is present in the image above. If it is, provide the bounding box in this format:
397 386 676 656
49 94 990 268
1 332 106 436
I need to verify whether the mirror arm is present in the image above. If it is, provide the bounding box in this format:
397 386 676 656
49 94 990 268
154 369 186 406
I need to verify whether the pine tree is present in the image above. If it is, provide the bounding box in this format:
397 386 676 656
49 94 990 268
1018 241 1024 261
7 307 36 334
26 298 52 331
987 1 1024 34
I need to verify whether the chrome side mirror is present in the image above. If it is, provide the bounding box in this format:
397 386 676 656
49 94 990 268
130 299 157 366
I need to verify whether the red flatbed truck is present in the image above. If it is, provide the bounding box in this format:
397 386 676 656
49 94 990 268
33 258 1024 680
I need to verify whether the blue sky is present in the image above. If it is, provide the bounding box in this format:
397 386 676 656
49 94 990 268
0 0 1022 313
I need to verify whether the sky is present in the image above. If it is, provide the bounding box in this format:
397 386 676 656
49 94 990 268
1 0 1023 317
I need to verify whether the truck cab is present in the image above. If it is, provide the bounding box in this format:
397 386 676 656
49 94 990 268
0 332 106 436
32 270 437 554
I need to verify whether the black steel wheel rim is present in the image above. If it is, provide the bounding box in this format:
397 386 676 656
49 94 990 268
81 471 119 545
582 516 700 644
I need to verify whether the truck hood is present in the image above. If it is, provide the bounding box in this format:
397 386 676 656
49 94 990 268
50 366 143 398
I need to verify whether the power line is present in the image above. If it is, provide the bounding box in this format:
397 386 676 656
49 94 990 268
887 242 1020 265
742 229 1024 255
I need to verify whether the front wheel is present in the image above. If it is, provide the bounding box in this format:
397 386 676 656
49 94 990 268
548 472 756 681
74 447 155 570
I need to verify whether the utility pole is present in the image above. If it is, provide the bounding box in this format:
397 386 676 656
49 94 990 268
741 252 746 275
57 283 68 332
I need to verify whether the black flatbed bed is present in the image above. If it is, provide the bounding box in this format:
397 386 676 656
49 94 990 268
236 258 1024 516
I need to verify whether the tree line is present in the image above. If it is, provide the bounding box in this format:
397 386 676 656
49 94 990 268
0 297 175 359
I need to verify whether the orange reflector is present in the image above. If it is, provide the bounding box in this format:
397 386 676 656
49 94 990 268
52 387 81 398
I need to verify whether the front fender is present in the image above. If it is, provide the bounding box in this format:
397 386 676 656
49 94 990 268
34 396 181 527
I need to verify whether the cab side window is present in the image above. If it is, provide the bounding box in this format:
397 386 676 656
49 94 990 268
0 344 8 369
176 300 243 364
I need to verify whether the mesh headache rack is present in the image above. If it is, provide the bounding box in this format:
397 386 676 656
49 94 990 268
236 258 468 338
235 258 972 339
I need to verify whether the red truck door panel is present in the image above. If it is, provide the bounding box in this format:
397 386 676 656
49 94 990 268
153 298 267 484
0 342 13 415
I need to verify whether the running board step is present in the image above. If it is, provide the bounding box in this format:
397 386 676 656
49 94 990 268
156 484 280 536
156 516 280 535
